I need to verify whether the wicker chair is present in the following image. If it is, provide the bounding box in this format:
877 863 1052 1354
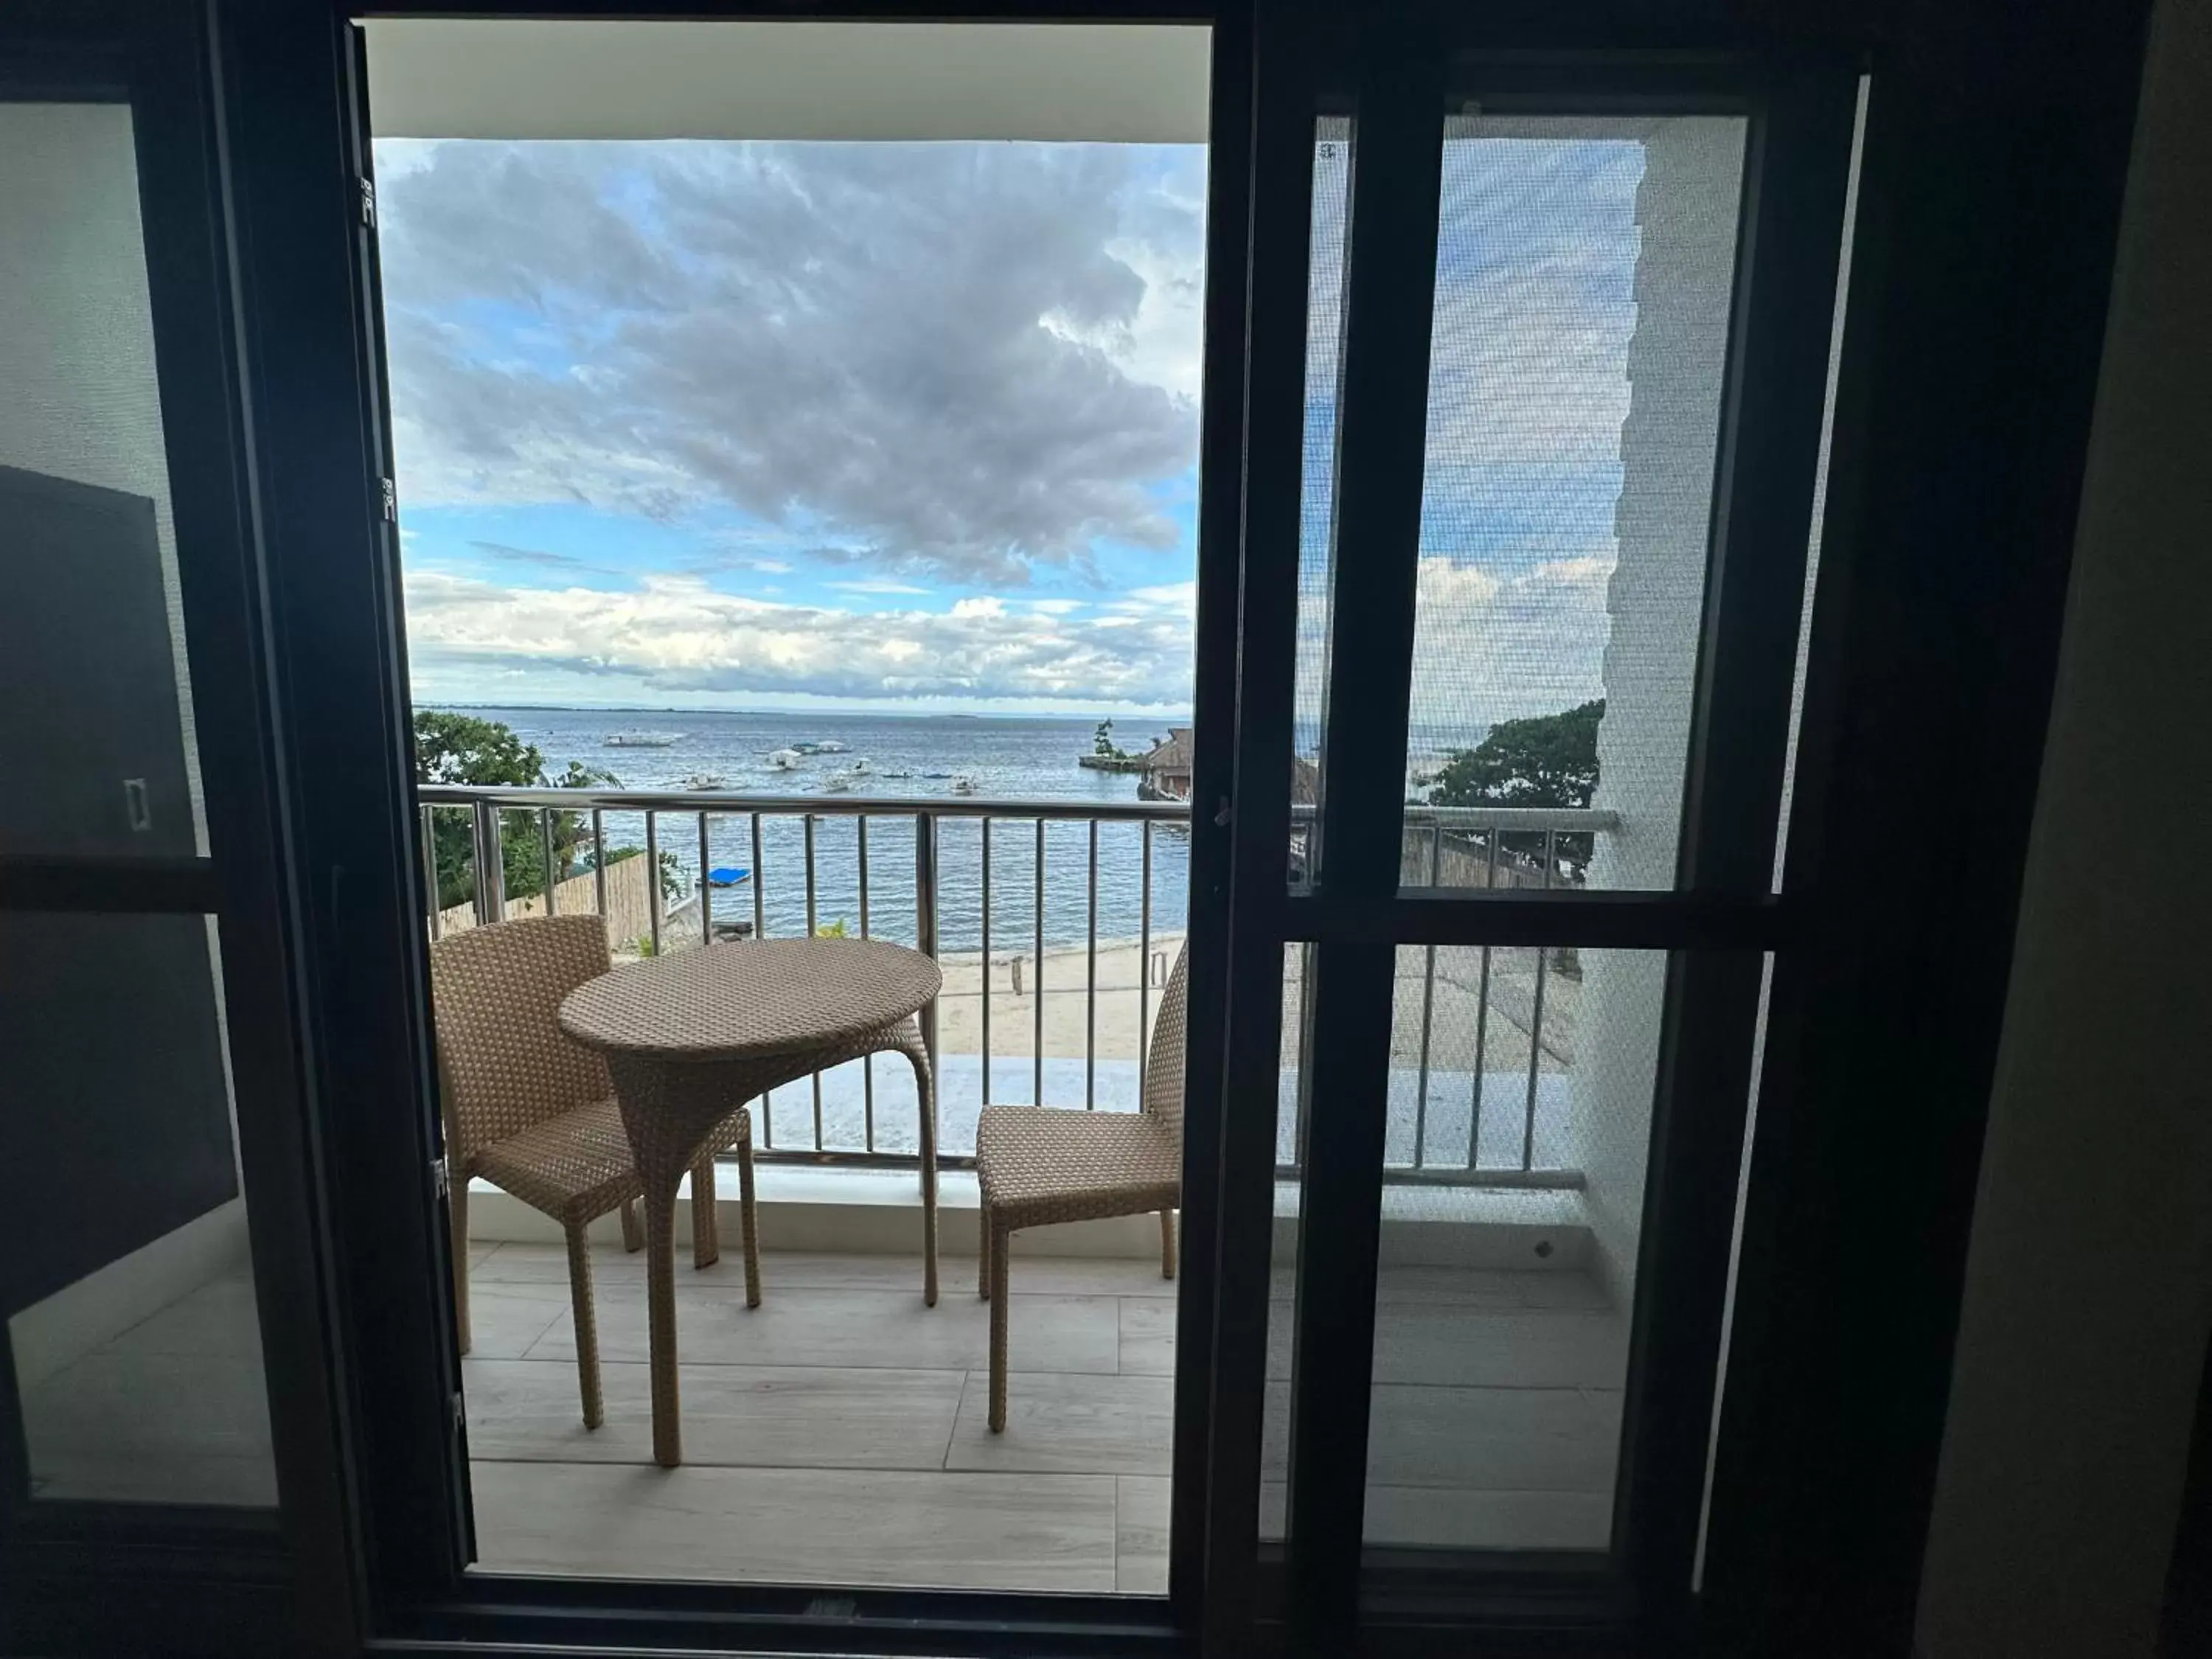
430 914 760 1429
975 945 1187 1431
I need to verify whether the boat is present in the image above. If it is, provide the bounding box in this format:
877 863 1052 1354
605 731 679 748
949 774 978 796
681 771 726 790
851 757 871 775
788 740 824 756
818 768 858 793
879 768 912 780
706 866 751 888
815 738 849 754
766 748 804 771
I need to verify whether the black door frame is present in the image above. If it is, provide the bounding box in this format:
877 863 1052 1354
0 4 354 1655
192 0 2152 1656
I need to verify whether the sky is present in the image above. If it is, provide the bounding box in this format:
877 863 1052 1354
376 125 1661 733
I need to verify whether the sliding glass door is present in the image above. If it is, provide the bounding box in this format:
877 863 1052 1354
1200 12 1860 1644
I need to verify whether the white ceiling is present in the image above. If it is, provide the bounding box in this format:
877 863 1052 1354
361 20 1211 143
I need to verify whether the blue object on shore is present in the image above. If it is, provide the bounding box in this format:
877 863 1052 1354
708 866 751 887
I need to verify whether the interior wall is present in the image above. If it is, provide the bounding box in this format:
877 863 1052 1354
1916 1 2212 1652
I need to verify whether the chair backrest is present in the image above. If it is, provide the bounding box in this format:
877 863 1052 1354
1141 945 1192 1151
429 914 615 1170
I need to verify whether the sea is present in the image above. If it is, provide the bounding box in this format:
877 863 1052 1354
438 706 1193 956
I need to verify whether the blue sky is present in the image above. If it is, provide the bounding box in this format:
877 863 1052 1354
377 127 1670 733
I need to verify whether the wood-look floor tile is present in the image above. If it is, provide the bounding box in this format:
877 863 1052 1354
524 1286 1121 1375
465 1358 967 1470
945 1371 1172 1475
105 1279 263 1358
470 1461 1119 1590
21 1349 276 1508
1258 1482 1613 1551
1260 1380 1617 1489
461 1281 576 1360
1118 1298 1177 1377
1116 1476 1170 1596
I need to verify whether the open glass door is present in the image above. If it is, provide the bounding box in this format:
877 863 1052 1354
229 2 1257 1644
1201 11 1862 1646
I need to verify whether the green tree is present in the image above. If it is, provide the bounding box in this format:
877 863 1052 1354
1093 717 1126 759
1425 698 1604 877
414 711 619 909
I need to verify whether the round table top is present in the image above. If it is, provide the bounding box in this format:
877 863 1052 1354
558 936 941 1062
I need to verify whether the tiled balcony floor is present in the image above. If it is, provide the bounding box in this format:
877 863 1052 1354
461 1242 1626 1592
18 1242 1627 1593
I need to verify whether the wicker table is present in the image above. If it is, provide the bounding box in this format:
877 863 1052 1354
558 936 942 1467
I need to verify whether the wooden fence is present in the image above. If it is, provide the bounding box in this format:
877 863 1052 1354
434 849 658 947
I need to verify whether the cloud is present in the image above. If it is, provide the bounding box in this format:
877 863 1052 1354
402 570 1194 706
829 578 929 595
1295 553 1615 745
374 138 1206 585
467 538 616 576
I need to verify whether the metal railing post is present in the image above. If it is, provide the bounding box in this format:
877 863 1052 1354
698 811 713 945
420 804 442 939
981 817 992 1108
1138 821 1152 1102
1033 818 1046 1105
807 813 821 1147
858 815 874 1151
915 813 938 1099
1085 820 1098 1110
472 799 504 925
1523 827 1555 1171
644 812 661 955
591 808 608 919
539 807 558 915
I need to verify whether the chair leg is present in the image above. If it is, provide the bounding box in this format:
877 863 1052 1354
988 1221 1013 1433
449 1172 472 1355
1160 1209 1178 1281
565 1220 603 1430
736 1132 762 1310
691 1154 720 1269
914 1048 939 1309
977 1198 992 1300
619 1197 642 1253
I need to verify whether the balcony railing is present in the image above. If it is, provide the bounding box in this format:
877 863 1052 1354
417 784 1612 1190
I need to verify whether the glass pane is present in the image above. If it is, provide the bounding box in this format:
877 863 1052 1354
1287 114 1747 893
1259 943 1312 1540
0 103 207 858
1262 942 1627 1548
1289 118 1352 888
1352 945 1655 1555
3 913 275 1508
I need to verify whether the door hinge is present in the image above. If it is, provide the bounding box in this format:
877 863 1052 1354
359 174 377 229
432 1155 450 1202
451 1390 465 1438
380 476 397 522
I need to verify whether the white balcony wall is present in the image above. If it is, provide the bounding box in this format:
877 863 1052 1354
1572 119 1746 1306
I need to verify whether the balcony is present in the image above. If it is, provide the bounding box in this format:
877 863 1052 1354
17 784 1637 1587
